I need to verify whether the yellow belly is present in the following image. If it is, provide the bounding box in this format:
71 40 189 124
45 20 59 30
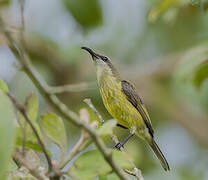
98 77 146 131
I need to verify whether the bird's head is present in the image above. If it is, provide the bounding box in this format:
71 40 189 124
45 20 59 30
81 46 120 79
81 46 110 67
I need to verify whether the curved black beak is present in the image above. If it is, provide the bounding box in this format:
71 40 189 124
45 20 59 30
81 46 99 60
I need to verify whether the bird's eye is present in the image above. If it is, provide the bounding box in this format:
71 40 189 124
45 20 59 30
101 56 108 62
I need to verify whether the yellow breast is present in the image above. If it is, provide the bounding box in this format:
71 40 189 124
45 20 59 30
97 73 144 129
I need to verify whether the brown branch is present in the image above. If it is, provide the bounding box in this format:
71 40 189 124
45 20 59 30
0 17 128 180
84 98 144 180
7 93 53 171
22 121 27 154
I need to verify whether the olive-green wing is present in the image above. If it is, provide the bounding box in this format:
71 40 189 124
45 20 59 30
121 80 154 137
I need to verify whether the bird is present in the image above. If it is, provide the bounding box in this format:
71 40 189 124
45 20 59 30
81 46 170 171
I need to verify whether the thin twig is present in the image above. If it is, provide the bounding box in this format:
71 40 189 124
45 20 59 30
60 134 85 169
19 0 25 46
0 17 128 180
84 98 144 180
20 0 25 31
22 121 27 154
47 82 96 94
19 0 27 155
84 98 105 124
7 93 53 171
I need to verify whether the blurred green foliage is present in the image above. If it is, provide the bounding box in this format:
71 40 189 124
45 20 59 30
0 90 15 180
0 0 10 7
193 60 208 89
173 44 208 108
148 0 208 22
62 0 102 29
16 93 42 145
0 80 9 93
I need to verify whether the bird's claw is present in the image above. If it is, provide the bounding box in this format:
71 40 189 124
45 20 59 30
114 142 124 150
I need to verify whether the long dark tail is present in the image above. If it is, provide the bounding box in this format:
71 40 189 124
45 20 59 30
149 139 170 171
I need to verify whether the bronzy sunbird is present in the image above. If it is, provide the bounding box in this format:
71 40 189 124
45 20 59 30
82 46 170 171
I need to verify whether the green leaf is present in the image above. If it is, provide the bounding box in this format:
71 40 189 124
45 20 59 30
68 149 133 180
15 126 51 156
0 90 16 179
62 0 102 29
16 93 41 147
0 0 11 7
17 93 39 128
68 150 111 180
15 93 49 155
99 173 119 180
8 159 18 172
99 175 108 180
40 112 67 161
25 93 38 125
147 0 195 23
0 80 9 93
112 150 133 169
15 126 37 148
192 60 208 89
148 0 177 22
97 120 117 136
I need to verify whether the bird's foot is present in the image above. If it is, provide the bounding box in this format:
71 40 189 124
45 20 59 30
114 142 124 150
